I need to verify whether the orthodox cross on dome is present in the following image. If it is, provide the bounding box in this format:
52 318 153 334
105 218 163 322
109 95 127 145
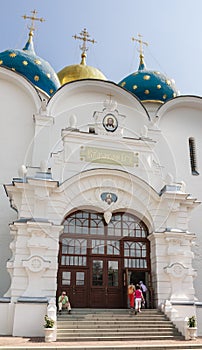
73 28 97 65
104 93 117 111
107 93 113 100
106 93 114 103
132 33 148 67
22 9 45 37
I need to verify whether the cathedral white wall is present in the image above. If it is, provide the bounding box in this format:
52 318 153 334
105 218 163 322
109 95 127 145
157 106 202 183
13 303 47 337
0 302 14 335
157 104 202 304
0 69 41 297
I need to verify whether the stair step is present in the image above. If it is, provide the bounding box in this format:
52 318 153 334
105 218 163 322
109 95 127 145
57 322 174 327
57 329 180 333
57 335 182 340
56 308 183 342
55 345 202 350
58 316 167 318
58 325 176 330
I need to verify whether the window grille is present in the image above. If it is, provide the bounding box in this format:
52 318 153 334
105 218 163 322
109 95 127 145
189 137 199 175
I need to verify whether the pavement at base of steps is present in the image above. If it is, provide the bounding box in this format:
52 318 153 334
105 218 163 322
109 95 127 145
1 337 202 349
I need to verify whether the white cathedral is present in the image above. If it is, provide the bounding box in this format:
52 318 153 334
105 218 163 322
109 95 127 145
0 12 202 338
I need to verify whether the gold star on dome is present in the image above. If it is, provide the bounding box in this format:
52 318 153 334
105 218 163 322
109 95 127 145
9 52 17 58
34 59 41 65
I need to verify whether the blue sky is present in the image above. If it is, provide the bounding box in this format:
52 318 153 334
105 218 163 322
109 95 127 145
0 0 202 95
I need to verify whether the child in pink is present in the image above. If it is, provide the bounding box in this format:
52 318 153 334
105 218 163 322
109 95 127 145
134 284 144 313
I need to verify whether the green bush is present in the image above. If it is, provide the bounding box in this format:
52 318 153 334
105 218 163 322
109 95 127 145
187 315 197 328
44 315 55 328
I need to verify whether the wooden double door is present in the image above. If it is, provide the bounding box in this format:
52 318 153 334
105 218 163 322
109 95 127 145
58 257 123 308
57 211 151 308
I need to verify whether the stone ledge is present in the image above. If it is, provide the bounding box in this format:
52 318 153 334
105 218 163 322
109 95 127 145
0 297 10 303
171 301 195 306
17 297 48 303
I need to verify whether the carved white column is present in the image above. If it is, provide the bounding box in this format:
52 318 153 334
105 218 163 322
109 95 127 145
6 221 63 300
149 229 197 308
164 231 196 301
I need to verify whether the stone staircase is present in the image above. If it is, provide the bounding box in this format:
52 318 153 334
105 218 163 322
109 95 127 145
57 308 184 342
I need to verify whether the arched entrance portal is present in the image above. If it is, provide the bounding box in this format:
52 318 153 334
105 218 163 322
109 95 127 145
57 211 152 308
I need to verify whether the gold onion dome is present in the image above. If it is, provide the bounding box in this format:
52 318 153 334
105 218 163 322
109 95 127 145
58 56 107 84
58 28 107 85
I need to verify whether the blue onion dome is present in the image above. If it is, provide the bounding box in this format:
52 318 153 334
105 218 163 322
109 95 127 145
0 30 60 96
119 53 179 103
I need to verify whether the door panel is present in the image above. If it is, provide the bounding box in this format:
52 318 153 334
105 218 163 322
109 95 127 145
90 258 123 308
90 259 105 307
58 268 89 307
106 260 122 308
90 287 106 307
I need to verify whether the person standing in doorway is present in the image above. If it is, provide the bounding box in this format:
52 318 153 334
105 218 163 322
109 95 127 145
139 281 147 308
128 283 135 313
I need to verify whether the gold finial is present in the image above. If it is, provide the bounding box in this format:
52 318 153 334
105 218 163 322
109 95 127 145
73 28 97 65
132 34 148 66
22 10 45 38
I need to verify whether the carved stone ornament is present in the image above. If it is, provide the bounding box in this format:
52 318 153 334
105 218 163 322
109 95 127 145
23 255 50 273
93 98 126 136
69 114 77 129
101 192 117 205
103 113 118 133
104 211 112 224
165 262 188 278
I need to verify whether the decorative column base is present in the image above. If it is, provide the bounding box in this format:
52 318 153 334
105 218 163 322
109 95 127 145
44 328 56 342
187 327 197 340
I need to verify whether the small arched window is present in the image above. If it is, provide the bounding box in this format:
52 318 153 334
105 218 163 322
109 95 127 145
189 137 199 175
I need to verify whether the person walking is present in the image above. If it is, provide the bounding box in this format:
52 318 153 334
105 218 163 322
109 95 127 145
128 283 135 313
139 280 147 308
134 284 144 313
